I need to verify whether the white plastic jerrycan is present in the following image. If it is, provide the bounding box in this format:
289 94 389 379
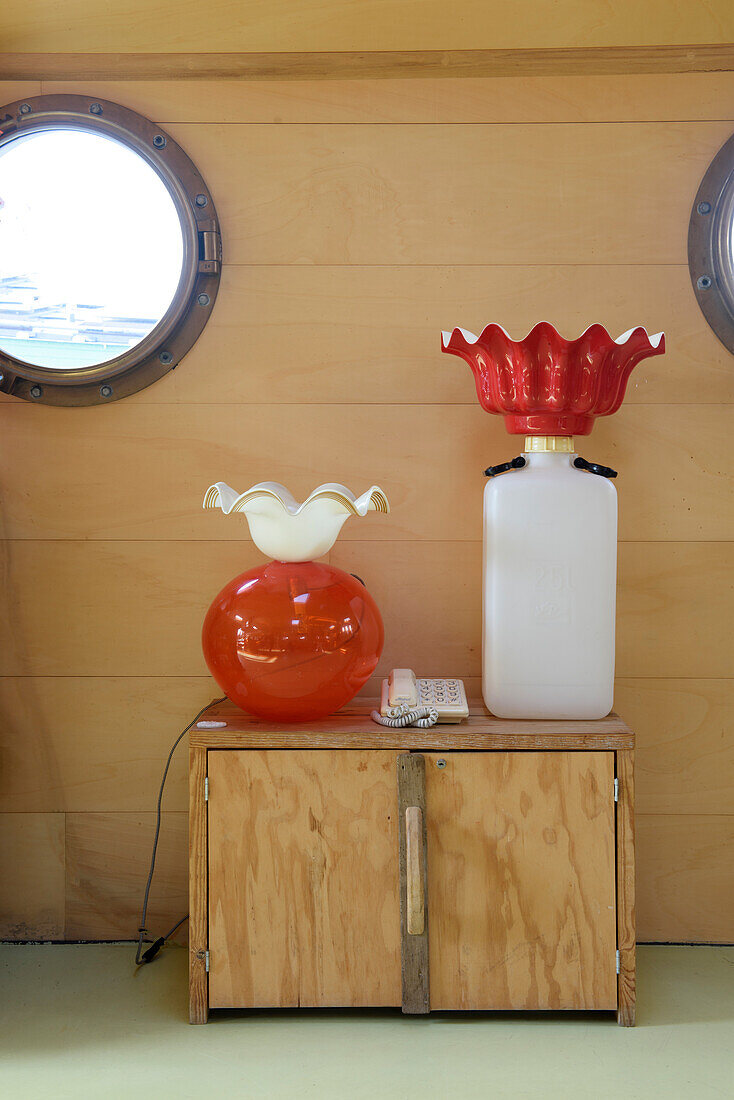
442 322 665 720
483 439 617 719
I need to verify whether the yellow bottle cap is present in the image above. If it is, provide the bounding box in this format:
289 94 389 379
523 436 575 453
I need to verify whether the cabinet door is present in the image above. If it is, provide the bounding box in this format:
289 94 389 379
207 750 401 1009
426 752 617 1011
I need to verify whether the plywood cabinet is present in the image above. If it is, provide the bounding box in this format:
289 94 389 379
425 752 617 1011
190 702 635 1025
207 750 401 1008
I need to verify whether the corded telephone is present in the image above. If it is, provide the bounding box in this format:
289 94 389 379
371 668 469 727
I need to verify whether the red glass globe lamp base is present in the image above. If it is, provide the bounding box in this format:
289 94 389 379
202 560 384 722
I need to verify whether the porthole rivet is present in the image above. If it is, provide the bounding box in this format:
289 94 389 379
697 201 711 215
697 275 713 290
195 193 208 208
89 103 103 116
100 384 113 398
153 134 167 149
159 350 173 364
19 103 32 115
436 758 447 769
197 293 211 307
30 384 42 398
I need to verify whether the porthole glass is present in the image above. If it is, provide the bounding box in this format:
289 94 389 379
0 95 221 404
0 130 184 369
688 131 734 357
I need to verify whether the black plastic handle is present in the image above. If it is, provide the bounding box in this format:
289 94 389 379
573 456 618 479
484 456 526 478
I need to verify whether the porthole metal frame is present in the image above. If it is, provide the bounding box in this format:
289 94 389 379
688 130 734 357
0 94 221 405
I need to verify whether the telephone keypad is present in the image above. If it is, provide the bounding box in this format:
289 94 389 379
416 678 469 723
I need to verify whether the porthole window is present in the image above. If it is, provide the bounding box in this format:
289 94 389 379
689 131 734 357
0 95 221 404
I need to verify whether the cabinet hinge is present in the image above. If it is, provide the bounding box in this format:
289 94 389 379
614 777 619 803
205 950 210 973
204 776 209 802
616 949 621 975
198 229 221 274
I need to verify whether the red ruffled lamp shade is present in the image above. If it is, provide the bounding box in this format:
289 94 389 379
441 322 665 435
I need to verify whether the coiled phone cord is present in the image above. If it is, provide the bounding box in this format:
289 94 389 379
371 703 439 728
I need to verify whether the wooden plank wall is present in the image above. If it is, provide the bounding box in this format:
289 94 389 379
0 70 733 944
3 0 734 52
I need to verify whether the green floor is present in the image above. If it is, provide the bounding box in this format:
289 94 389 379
0 945 732 1099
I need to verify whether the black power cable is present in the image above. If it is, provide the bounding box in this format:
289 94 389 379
135 698 225 966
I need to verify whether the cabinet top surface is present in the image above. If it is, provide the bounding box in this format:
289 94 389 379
189 699 634 750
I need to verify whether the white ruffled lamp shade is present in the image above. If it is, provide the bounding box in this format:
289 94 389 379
203 481 389 561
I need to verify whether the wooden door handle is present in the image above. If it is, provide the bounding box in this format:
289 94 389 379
405 806 425 935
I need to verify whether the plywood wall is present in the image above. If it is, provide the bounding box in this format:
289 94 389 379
0 71 733 944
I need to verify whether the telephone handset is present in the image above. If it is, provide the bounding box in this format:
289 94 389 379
371 668 469 727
